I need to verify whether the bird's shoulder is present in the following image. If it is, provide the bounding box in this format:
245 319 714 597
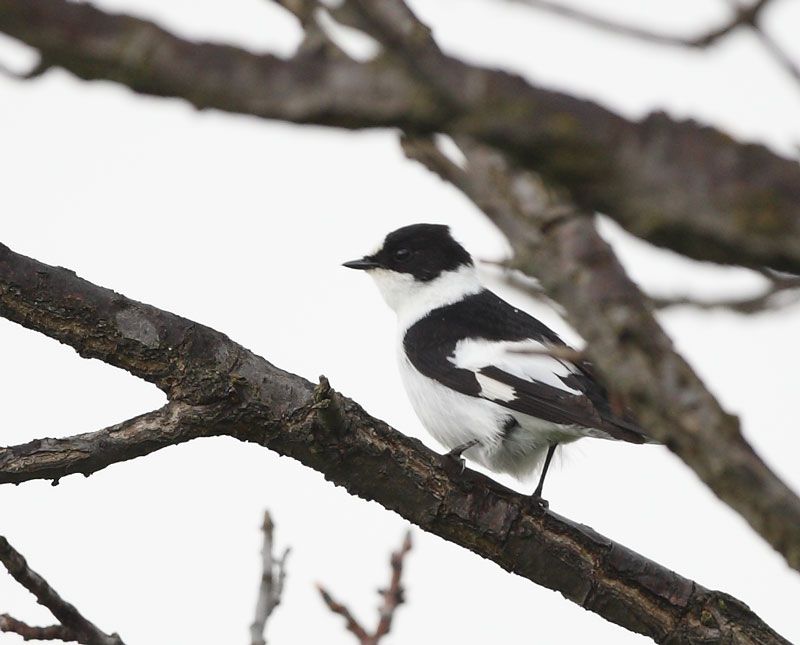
403 289 563 351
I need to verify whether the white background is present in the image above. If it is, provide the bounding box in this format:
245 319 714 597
1 1 799 643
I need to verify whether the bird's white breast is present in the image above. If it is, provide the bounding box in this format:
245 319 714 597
397 347 506 451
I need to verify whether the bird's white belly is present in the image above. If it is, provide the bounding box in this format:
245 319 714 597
397 352 589 480
399 355 505 450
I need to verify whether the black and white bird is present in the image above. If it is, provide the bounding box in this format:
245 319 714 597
343 223 651 501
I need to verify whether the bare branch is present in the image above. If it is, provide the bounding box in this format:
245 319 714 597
318 531 412 645
752 27 800 88
374 531 411 641
508 0 772 48
651 273 800 314
0 241 791 643
0 402 225 485
317 586 371 643
250 511 290 645
0 536 124 645
1 1 800 272
0 615 78 642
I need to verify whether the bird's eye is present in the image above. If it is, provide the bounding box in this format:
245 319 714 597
394 248 411 262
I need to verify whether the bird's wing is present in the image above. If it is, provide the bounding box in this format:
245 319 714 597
403 291 650 443
451 338 647 442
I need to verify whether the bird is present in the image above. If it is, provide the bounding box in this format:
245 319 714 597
343 223 652 502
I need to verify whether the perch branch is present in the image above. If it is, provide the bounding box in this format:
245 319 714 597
0 241 791 644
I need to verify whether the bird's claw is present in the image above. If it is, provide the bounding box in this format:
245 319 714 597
530 494 549 511
441 440 479 474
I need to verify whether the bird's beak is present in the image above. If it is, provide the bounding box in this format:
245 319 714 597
342 256 382 270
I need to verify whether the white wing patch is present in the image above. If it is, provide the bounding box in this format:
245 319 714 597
450 338 581 395
475 373 516 401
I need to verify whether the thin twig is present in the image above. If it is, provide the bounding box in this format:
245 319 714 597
250 511 290 645
317 586 371 643
507 345 584 362
512 0 800 94
752 28 800 87
317 531 412 645
508 0 772 48
651 272 800 314
0 536 124 645
374 531 411 641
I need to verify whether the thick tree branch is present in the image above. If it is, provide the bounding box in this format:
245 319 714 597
0 536 124 645
0 243 790 644
401 132 800 573
1 0 799 272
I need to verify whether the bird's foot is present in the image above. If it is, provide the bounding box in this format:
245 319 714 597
440 440 479 474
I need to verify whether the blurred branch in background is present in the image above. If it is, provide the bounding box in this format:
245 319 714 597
1 0 800 272
508 0 771 48
486 257 800 315
510 0 800 90
250 511 290 645
651 269 800 314
317 531 412 645
0 536 124 645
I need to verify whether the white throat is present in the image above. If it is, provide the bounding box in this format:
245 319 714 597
368 264 483 331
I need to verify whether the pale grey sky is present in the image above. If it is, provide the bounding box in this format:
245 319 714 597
1 1 799 643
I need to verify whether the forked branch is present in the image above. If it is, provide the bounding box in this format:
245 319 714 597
318 532 412 645
0 536 124 645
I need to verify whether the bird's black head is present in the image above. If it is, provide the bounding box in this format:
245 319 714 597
343 224 472 282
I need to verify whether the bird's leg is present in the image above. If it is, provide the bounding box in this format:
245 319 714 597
532 444 557 508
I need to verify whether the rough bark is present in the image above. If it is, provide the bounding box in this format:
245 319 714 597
1 0 799 272
0 242 790 644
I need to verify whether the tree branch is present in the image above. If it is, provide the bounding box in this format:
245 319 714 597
0 402 225 485
0 243 790 644
318 532 411 645
0 536 124 645
400 132 800 574
508 0 773 48
373 531 411 641
1 0 799 272
651 271 800 314
250 511 289 645
0 615 79 642
317 586 371 643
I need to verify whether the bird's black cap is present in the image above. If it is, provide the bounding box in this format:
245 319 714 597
343 224 473 282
